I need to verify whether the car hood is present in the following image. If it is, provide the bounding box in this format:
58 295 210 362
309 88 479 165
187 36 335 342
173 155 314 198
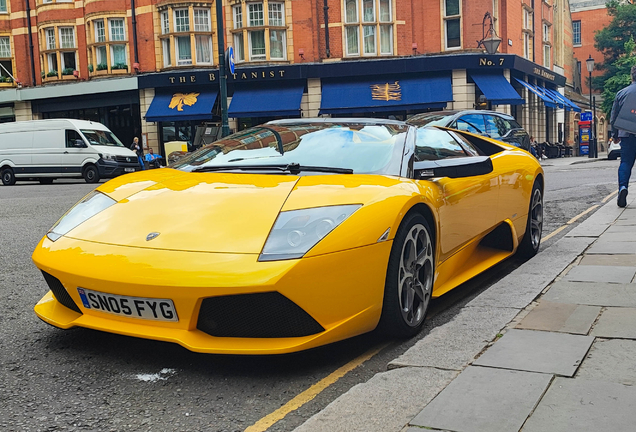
61 170 408 254
91 145 138 157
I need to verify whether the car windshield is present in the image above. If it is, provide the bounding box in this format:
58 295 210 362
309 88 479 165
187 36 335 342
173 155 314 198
171 123 408 175
408 113 455 127
80 130 125 147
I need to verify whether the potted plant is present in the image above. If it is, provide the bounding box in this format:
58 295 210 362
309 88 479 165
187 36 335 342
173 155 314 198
41 71 45 79
96 63 108 71
46 70 58 77
62 68 74 76
88 64 94 73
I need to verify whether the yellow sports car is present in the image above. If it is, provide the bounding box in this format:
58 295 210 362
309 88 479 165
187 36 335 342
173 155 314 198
32 119 543 354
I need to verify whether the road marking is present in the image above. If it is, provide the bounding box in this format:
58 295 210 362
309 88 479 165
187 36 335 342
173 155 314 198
567 205 599 225
245 342 390 432
601 190 619 203
544 203 601 242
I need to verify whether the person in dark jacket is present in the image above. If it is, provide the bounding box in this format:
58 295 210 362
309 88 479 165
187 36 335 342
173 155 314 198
610 65 636 207
130 137 145 170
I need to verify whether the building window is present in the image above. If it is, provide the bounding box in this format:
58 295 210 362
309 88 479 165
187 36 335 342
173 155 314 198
41 26 78 79
543 44 550 68
444 0 461 49
0 36 13 84
88 18 129 74
0 0 6 13
160 5 215 68
543 23 549 42
343 0 393 57
523 33 530 59
232 1 287 62
572 20 581 46
522 7 533 60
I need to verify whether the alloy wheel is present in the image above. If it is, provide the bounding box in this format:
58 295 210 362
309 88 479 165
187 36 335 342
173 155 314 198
530 188 543 249
398 223 433 327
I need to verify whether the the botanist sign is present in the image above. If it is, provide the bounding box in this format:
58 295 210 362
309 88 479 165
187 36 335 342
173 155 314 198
139 66 300 89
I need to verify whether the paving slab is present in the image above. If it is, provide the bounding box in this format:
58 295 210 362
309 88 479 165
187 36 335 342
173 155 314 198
409 366 552 432
543 281 636 307
388 306 519 370
562 265 636 283
605 224 636 234
580 254 636 266
576 339 636 386
565 222 609 237
614 218 636 226
516 300 600 335
591 307 636 339
293 367 457 432
473 329 594 376
597 231 636 242
469 237 594 309
587 240 636 255
522 378 636 432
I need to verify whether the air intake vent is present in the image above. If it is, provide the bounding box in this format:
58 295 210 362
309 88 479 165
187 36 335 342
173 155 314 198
41 271 82 314
197 292 324 338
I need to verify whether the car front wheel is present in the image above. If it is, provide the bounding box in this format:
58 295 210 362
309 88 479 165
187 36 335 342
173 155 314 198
378 213 434 338
517 181 543 258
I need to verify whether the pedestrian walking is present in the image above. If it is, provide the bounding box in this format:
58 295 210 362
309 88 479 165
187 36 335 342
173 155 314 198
131 137 145 170
610 65 636 207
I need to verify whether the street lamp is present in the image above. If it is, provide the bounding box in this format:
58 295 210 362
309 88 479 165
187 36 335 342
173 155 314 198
477 12 502 55
586 55 595 158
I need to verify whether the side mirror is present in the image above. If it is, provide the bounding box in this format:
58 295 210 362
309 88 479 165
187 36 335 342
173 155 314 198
414 156 493 179
74 139 87 148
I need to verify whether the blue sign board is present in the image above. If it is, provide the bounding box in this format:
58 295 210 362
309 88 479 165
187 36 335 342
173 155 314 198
581 112 592 122
226 47 235 75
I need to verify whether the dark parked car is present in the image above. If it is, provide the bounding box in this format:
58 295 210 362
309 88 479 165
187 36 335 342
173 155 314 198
407 110 531 151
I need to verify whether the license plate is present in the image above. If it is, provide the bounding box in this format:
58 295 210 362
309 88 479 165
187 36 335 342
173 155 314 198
124 168 135 172
76 288 178 322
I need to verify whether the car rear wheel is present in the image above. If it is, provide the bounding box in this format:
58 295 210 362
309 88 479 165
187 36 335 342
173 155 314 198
378 213 434 338
1 167 16 186
517 181 543 258
82 165 100 184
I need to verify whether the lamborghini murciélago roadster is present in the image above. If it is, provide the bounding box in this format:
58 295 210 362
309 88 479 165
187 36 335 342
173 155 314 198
32 119 544 354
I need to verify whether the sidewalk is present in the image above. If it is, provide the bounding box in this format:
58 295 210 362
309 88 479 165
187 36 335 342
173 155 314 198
540 150 608 167
295 186 635 431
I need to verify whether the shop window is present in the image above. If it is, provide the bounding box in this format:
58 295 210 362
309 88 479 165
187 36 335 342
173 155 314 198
343 0 393 57
160 5 215 68
444 0 460 49
87 17 129 75
572 21 581 46
232 1 287 62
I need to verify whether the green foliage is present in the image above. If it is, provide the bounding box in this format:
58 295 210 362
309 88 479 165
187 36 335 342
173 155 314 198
112 63 128 70
96 63 108 71
594 2 636 115
0 76 13 83
88 64 94 72
46 70 58 77
62 68 75 76
40 71 45 79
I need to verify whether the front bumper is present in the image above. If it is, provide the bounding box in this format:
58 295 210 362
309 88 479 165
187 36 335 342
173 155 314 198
32 236 392 354
96 159 141 178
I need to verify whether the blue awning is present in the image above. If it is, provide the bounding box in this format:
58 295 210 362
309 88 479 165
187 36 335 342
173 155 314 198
470 73 524 105
228 83 304 118
319 75 453 115
513 78 559 109
543 88 582 112
145 90 218 122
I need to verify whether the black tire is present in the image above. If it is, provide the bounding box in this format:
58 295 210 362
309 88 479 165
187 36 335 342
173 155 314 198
39 178 54 184
377 213 434 338
517 180 543 258
1 167 16 186
82 165 100 184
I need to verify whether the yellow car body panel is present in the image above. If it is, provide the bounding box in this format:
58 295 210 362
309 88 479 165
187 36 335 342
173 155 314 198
32 130 543 355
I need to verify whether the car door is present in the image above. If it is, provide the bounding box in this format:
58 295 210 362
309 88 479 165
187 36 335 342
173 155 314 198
62 129 94 173
414 127 499 262
453 114 488 137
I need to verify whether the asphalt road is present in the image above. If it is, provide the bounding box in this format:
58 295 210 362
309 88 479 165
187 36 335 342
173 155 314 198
0 159 620 432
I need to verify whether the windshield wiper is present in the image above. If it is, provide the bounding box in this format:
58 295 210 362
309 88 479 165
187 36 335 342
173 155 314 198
192 163 353 174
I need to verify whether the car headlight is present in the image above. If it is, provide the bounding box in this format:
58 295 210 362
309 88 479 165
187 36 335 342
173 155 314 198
259 205 362 261
100 153 116 161
47 191 116 242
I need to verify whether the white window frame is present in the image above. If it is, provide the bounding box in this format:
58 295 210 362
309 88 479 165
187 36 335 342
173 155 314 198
109 19 125 42
195 35 212 64
45 28 56 50
47 53 57 72
60 51 76 70
96 45 107 66
361 0 375 23
345 26 360 56
233 5 243 29
443 0 461 50
268 2 284 26
0 36 10 58
175 35 192 65
362 25 376 55
542 23 549 42
248 3 264 27
572 20 581 46
543 44 550 68
378 0 391 22
344 0 358 24
523 33 530 59
0 0 7 14
94 19 105 43
174 9 190 33
248 30 266 60
379 24 392 55
161 11 170 34
523 9 532 30
233 32 245 61
59 27 75 49
110 44 127 66
269 29 286 60
193 8 211 32
162 38 171 67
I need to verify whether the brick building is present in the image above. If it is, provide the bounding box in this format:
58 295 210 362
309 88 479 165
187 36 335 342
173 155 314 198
0 0 582 155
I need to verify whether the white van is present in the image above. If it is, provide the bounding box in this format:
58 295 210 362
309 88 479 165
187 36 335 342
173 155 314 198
0 119 140 185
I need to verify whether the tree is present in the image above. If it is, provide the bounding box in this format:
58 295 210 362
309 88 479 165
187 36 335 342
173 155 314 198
600 37 636 115
593 1 636 114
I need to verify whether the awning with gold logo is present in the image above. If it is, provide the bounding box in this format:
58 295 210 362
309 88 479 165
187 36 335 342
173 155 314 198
145 90 218 122
319 75 453 115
